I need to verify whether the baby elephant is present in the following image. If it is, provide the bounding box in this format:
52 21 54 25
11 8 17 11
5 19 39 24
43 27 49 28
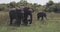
37 11 47 21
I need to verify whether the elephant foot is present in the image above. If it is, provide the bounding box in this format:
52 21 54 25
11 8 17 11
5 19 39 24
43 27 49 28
16 25 20 27
9 24 13 26
15 24 20 27
24 24 28 26
29 22 32 24
29 21 32 24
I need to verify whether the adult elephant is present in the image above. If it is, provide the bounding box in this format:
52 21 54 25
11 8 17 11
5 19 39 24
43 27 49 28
9 7 24 26
23 6 34 26
37 11 47 21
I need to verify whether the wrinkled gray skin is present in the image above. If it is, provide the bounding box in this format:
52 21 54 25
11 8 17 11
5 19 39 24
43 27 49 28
9 7 34 26
9 8 24 26
23 6 34 26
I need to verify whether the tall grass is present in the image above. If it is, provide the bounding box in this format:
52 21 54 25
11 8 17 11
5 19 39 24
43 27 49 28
0 12 9 25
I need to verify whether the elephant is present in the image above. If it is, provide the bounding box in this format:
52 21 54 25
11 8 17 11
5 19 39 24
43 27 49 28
23 6 34 26
9 8 24 26
37 11 47 21
9 6 34 26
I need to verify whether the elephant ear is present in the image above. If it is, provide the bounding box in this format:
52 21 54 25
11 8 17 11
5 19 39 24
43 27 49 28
21 10 24 13
10 8 16 11
20 6 24 13
29 8 33 12
20 6 24 11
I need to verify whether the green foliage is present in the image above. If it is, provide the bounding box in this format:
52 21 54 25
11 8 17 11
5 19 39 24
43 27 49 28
9 1 16 8
0 4 9 11
44 0 60 13
45 5 55 12
46 0 54 7
0 0 60 13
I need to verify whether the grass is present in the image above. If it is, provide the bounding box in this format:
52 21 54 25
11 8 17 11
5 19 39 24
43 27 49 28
0 12 60 32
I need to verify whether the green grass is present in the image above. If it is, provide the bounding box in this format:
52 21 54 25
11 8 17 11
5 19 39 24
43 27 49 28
0 21 60 32
0 12 60 32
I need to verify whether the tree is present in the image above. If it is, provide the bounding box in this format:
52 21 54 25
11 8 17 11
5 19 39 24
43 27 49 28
9 1 16 8
46 0 54 7
44 0 54 12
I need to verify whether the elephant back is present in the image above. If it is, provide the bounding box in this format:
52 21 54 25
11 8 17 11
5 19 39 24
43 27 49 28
9 8 16 11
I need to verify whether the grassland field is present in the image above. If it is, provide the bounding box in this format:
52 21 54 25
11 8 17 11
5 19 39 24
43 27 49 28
0 11 60 32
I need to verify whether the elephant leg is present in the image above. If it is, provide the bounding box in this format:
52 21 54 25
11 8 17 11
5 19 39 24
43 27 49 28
23 15 28 26
10 18 13 25
15 18 21 26
29 14 32 24
23 18 28 26
41 16 44 21
17 19 21 26
24 20 28 26
37 15 40 20
15 16 21 26
21 13 25 25
45 16 47 20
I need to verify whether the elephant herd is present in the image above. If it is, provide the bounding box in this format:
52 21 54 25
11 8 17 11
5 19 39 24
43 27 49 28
9 6 47 26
